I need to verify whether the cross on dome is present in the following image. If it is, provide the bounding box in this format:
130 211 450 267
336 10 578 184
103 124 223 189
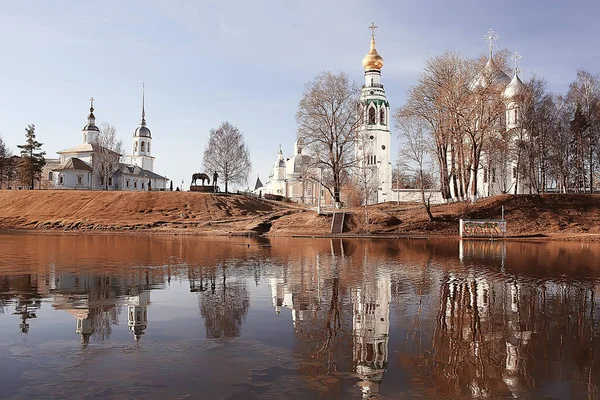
483 28 499 56
369 22 378 39
511 51 522 75
89 97 94 111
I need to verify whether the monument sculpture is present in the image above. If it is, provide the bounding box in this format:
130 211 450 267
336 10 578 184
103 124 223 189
191 172 210 186
190 172 216 193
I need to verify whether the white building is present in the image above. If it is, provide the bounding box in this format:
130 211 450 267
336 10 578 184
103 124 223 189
51 92 168 191
257 140 329 204
450 30 530 201
356 23 393 204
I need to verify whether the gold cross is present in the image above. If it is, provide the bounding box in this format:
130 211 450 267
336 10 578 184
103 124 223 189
369 22 378 39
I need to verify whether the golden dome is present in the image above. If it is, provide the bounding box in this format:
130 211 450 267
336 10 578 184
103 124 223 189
362 37 384 71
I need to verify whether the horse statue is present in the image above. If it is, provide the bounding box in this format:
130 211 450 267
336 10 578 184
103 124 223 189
191 172 210 186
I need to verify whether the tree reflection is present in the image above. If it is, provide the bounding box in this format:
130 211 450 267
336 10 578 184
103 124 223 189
198 268 250 338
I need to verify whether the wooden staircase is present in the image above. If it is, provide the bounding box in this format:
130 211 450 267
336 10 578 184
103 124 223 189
331 212 345 234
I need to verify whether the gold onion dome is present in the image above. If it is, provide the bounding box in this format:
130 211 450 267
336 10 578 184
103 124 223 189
362 37 384 71
362 23 384 71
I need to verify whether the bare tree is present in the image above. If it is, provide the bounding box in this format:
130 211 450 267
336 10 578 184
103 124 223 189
396 112 436 221
0 135 13 189
296 71 361 204
202 122 251 193
568 70 600 192
353 130 381 223
93 122 123 190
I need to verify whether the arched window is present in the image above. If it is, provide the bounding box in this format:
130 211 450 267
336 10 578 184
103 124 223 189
134 142 138 152
147 142 151 153
48 171 53 180
141 141 145 152
380 107 386 125
368 106 376 125
514 109 519 124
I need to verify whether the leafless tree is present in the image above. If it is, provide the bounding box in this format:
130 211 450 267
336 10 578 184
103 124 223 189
202 122 251 193
396 112 436 221
93 122 123 190
353 130 381 223
0 135 13 189
568 70 600 192
296 71 361 204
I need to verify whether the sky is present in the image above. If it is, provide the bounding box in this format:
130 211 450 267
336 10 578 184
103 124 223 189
1 0 600 190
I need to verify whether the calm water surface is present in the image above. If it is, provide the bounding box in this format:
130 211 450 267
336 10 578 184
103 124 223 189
1 234 600 399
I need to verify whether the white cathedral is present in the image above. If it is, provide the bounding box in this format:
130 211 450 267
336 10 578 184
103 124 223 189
257 24 393 205
49 89 168 191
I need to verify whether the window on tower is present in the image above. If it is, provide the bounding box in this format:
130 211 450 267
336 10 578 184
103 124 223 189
380 107 386 125
141 141 145 152
148 142 150 153
368 107 376 125
134 142 138 152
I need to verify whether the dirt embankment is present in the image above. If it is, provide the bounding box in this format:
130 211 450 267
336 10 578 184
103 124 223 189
270 194 600 240
1 191 599 239
0 190 301 236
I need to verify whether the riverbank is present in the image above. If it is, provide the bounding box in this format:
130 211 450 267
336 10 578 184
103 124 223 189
1 191 599 240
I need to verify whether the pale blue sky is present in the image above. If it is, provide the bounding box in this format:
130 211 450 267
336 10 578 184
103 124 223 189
1 0 599 189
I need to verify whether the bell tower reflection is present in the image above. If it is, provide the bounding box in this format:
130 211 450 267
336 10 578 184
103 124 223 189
127 291 150 342
352 271 391 399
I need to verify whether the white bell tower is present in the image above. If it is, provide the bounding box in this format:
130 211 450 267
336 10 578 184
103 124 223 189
356 23 392 204
82 97 100 144
131 84 155 172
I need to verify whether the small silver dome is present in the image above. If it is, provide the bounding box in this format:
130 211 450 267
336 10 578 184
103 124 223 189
502 73 528 101
134 125 152 138
82 124 99 132
471 57 510 90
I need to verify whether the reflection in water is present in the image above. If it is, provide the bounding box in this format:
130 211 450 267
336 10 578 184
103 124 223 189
1 234 600 398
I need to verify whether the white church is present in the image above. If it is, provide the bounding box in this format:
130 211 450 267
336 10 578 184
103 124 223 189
50 90 168 191
257 24 393 205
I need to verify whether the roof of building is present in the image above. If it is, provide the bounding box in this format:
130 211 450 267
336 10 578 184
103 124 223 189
118 163 167 180
254 176 263 190
53 157 93 172
57 143 121 156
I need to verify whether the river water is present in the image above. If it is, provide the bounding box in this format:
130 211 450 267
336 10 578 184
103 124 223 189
1 234 600 399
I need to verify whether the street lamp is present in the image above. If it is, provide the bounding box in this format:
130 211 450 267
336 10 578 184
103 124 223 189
396 163 400 205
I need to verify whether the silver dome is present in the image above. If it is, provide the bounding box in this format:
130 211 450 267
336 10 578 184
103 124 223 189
502 73 528 101
134 125 152 138
471 57 510 90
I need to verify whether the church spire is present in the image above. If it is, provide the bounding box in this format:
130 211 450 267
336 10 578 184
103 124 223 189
141 83 146 126
88 97 96 127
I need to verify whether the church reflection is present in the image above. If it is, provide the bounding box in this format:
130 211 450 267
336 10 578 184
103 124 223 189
2 237 600 398
268 239 391 398
0 268 164 345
